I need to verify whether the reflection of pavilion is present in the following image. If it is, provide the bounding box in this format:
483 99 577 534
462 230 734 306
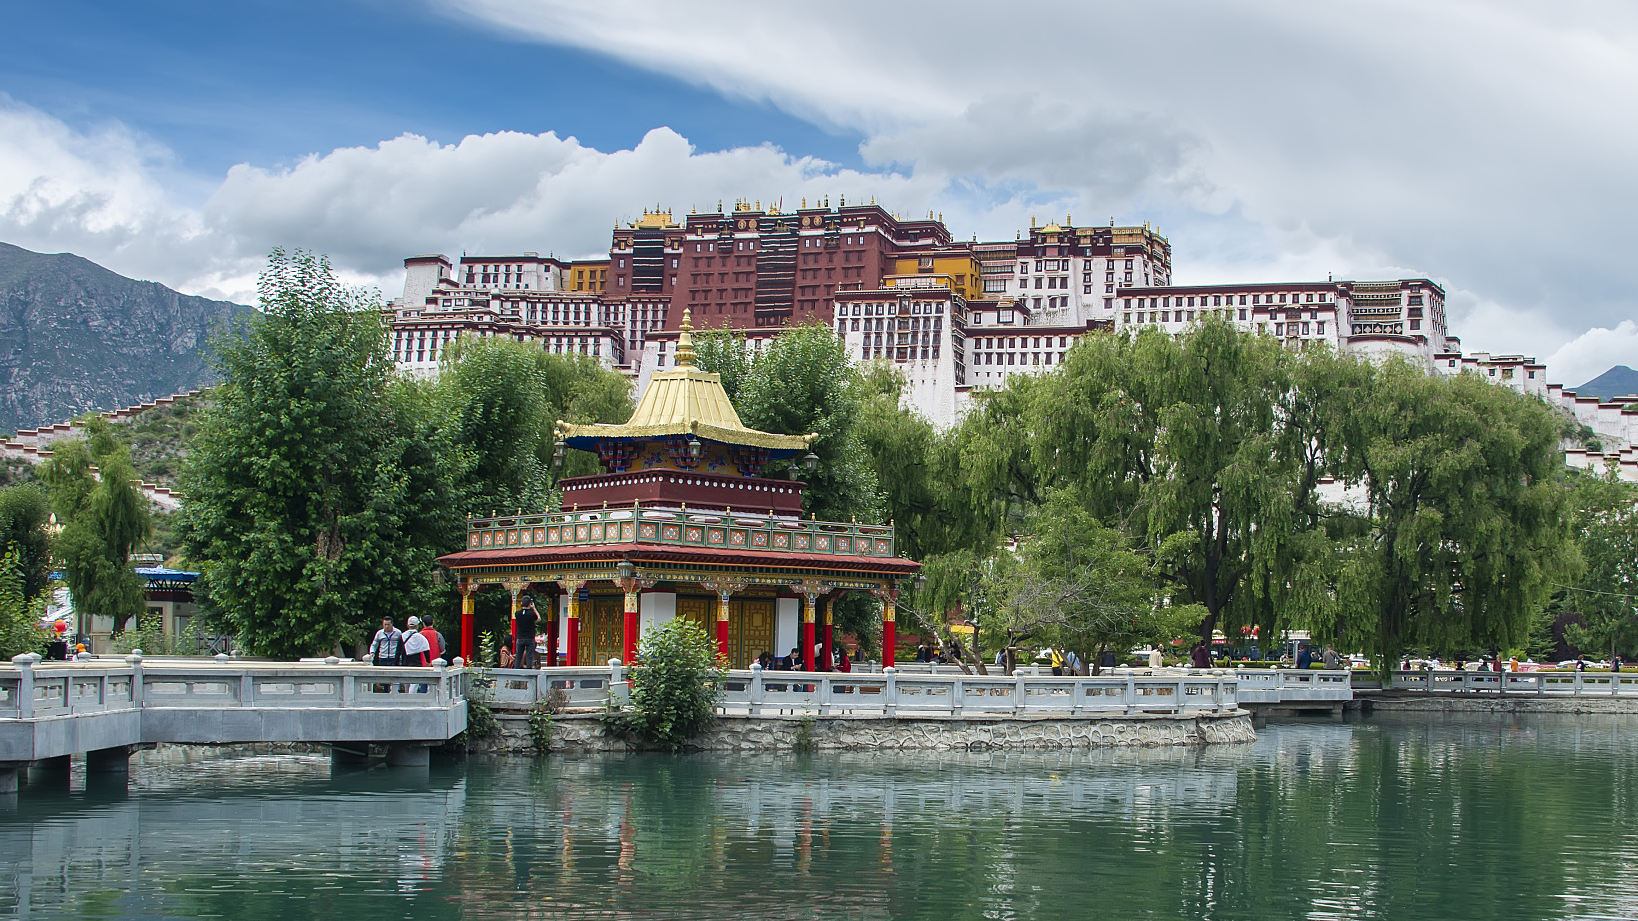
439 310 921 670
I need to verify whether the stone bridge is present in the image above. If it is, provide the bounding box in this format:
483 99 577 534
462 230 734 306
0 655 468 791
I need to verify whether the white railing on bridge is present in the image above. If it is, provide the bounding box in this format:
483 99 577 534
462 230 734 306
0 654 466 720
1230 668 1354 703
1389 669 1638 696
479 662 1240 718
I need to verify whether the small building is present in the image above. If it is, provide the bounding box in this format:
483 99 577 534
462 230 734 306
437 310 922 669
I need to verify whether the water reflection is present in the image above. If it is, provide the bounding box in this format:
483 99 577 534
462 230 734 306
0 717 1635 920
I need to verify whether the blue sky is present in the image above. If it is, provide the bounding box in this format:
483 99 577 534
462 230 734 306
1 0 1634 386
0 0 861 182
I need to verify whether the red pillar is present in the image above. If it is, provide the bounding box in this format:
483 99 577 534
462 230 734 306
509 586 521 649
820 597 834 672
560 580 582 667
546 596 560 667
801 620 816 672
882 593 897 669
622 590 639 664
459 584 475 664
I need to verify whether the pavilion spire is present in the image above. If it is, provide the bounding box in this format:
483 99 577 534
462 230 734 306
675 308 696 368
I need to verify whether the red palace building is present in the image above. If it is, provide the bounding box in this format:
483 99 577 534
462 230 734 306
436 310 923 670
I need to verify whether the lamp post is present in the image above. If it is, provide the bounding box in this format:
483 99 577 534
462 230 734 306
617 560 640 664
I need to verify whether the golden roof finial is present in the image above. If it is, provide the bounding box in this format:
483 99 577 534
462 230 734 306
675 308 696 367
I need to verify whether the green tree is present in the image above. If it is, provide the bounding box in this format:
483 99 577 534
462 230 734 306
604 617 725 751
182 249 467 659
434 335 632 516
1314 360 1579 676
694 322 879 523
912 490 1197 674
41 424 152 635
0 548 47 658
0 484 52 602
1031 321 1299 642
1559 467 1638 659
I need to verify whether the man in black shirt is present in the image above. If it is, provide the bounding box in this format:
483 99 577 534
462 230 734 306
515 594 541 669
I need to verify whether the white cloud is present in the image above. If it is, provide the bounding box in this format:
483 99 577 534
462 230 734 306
1546 321 1638 390
446 0 1638 336
5 0 1638 383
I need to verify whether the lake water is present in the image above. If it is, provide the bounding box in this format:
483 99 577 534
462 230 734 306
3 714 1636 920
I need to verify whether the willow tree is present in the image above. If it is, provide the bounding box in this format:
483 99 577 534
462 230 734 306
1030 320 1303 642
183 250 467 658
1559 469 1638 659
42 423 151 634
1317 360 1579 674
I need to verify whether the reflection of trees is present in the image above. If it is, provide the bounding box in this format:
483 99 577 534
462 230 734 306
7 723 1638 919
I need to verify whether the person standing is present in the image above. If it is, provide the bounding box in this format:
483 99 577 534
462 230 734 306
369 617 402 666
1190 642 1211 670
515 594 541 669
1296 645 1313 670
1322 646 1340 670
402 617 429 665
421 616 446 665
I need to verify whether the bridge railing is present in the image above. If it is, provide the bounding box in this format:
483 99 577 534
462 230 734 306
1389 669 1638 696
727 666 1237 717
476 663 1240 718
1 655 467 719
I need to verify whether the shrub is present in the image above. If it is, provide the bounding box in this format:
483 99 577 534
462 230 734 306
528 701 554 753
602 618 725 752
0 549 48 659
457 667 499 744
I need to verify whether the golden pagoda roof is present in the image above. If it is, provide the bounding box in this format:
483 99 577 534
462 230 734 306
557 309 816 453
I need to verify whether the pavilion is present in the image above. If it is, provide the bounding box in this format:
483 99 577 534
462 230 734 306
436 310 921 670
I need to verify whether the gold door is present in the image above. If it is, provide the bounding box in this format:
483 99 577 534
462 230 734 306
734 598 775 669
582 595 624 666
675 595 713 637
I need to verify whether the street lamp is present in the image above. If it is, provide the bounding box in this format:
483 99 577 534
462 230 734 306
802 451 820 475
617 560 636 582
551 438 566 469
687 436 702 462
914 572 927 594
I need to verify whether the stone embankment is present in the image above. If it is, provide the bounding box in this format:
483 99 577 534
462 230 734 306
1362 693 1638 715
477 710 1255 754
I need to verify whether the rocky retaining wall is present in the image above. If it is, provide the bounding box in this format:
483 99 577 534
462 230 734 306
475 710 1256 754
1364 694 1638 715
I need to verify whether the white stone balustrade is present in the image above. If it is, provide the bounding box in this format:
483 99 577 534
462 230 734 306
476 664 1243 718
0 655 468 786
1390 669 1638 696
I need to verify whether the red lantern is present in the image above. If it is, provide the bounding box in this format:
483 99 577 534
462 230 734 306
53 621 67 634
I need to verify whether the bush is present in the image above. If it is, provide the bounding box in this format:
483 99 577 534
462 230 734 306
0 549 48 659
456 667 499 744
112 613 206 657
602 618 726 752
528 700 554 753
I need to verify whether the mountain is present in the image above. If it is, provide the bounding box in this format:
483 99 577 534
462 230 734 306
1576 365 1638 402
0 242 254 433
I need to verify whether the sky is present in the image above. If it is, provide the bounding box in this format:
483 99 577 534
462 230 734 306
1 0 1634 387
